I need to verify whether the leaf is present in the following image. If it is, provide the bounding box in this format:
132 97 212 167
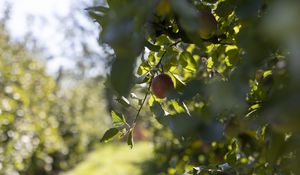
156 34 172 46
225 49 239 67
88 11 105 24
100 128 119 143
192 166 203 174
170 0 200 32
263 70 272 78
137 60 151 75
130 93 141 100
180 80 204 101
116 96 130 107
135 73 150 84
171 100 185 113
127 129 134 149
203 0 218 3
119 128 127 139
206 57 214 70
111 111 125 127
225 151 236 166
150 101 165 118
215 1 235 17
110 57 136 96
218 163 231 171
179 51 197 71
85 6 109 13
162 113 199 137
172 73 186 86
182 102 191 116
144 39 161 52
161 47 178 66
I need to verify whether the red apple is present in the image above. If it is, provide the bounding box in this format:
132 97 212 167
151 73 174 98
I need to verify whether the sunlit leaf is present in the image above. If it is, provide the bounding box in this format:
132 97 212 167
100 128 119 143
182 102 191 116
116 96 130 107
111 111 126 127
179 51 197 71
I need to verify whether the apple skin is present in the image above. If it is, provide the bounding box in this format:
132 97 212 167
151 73 174 98
197 10 218 39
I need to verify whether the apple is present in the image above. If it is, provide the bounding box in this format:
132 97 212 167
151 73 174 98
197 10 218 39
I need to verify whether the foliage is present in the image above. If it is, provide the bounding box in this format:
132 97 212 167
89 0 300 174
0 28 109 175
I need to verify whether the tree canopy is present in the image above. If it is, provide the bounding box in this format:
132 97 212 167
89 0 300 174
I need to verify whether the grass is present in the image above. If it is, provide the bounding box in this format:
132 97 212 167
62 142 155 175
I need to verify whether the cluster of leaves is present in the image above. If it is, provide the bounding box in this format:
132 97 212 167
89 0 300 174
0 29 109 174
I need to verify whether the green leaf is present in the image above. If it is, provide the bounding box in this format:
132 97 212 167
137 60 151 75
225 151 237 166
225 49 239 67
119 128 127 139
182 102 191 116
179 51 197 71
111 110 125 127
86 6 109 13
144 39 161 52
100 128 119 143
170 0 200 32
110 57 136 96
203 0 218 3
116 96 130 107
88 11 105 24
130 93 141 100
163 113 199 137
127 129 134 149
135 73 150 84
150 101 165 118
263 70 272 78
215 1 235 17
156 34 172 46
171 100 185 113
172 73 186 86
161 47 178 66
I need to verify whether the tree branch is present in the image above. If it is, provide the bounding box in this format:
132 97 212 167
131 40 181 127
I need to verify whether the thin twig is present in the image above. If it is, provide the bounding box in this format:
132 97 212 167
132 77 153 127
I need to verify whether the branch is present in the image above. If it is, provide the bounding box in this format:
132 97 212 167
132 77 153 126
131 40 181 127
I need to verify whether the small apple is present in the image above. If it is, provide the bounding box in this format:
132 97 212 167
151 73 174 98
197 10 218 39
